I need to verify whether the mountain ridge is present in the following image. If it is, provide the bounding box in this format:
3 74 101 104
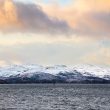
0 64 110 84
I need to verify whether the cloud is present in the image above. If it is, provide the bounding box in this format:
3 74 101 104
0 0 110 37
0 36 99 66
0 0 71 35
41 0 110 37
0 0 21 31
81 47 110 66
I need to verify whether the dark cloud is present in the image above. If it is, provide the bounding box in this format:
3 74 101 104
0 0 72 35
0 0 110 37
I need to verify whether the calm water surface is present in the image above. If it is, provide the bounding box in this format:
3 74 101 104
0 84 110 110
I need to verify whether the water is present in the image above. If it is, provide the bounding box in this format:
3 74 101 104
0 84 110 110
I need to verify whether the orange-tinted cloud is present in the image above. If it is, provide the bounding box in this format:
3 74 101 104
0 0 71 35
0 0 110 37
41 0 110 37
0 0 21 31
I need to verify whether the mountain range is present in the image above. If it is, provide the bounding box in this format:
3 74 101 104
0 64 110 84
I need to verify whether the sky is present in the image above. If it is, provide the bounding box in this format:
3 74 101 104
0 0 110 66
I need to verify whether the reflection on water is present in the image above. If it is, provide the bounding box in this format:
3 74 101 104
0 84 110 110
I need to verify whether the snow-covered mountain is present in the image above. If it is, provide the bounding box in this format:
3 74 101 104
0 64 110 83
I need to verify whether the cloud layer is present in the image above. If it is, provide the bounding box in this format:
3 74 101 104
0 0 71 35
42 0 110 37
0 0 110 37
0 0 110 66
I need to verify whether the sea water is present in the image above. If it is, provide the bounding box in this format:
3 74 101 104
0 84 110 110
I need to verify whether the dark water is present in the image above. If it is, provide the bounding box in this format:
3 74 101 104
0 84 110 110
